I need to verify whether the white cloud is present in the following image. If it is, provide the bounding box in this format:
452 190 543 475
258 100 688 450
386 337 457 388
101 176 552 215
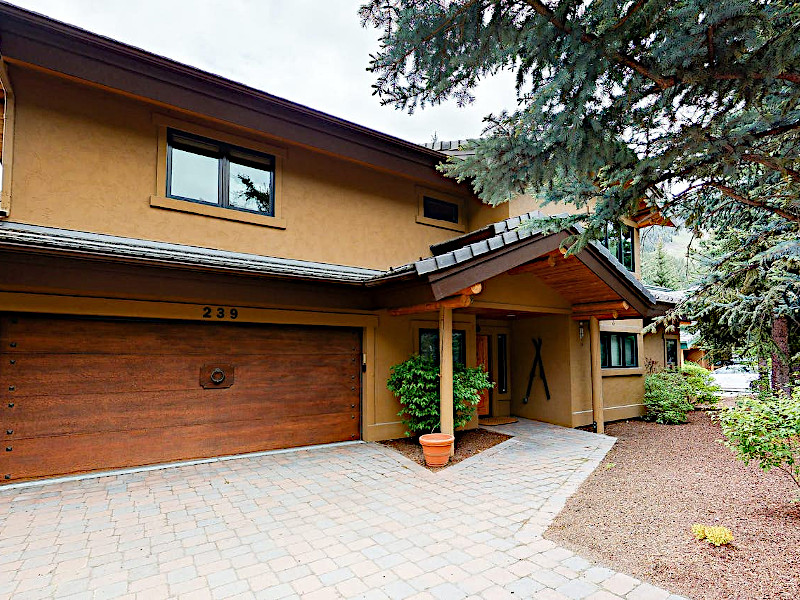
8 0 517 144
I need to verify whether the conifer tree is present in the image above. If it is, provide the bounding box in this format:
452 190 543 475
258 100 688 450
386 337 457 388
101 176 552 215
360 0 800 372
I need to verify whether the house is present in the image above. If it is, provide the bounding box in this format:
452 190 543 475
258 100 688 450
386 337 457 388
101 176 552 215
0 4 677 484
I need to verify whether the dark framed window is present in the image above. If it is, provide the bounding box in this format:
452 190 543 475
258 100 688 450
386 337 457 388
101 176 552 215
497 333 509 394
665 338 679 367
419 328 467 367
600 332 638 368
167 129 275 216
422 196 459 224
602 222 635 271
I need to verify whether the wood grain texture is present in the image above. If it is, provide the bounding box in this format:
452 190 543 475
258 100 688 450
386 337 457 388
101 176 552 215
1 314 361 482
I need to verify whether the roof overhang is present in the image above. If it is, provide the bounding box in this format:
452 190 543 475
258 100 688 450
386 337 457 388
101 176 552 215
0 2 469 193
0 220 665 319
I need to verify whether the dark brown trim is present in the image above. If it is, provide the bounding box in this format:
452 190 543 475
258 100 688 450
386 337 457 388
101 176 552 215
427 233 567 300
574 246 652 316
0 2 470 193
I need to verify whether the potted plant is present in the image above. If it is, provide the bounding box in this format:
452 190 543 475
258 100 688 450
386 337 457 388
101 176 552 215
387 355 493 467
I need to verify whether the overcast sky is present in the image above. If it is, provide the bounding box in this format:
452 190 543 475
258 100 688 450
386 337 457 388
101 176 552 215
8 0 517 144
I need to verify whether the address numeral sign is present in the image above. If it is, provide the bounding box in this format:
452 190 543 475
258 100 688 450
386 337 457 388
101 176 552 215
202 306 239 320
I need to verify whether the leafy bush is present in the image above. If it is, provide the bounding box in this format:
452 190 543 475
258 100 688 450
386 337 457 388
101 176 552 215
643 370 694 424
718 387 800 491
681 362 721 407
387 354 493 436
692 524 734 547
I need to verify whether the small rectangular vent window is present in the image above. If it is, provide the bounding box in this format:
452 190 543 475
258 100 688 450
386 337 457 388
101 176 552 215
423 196 459 224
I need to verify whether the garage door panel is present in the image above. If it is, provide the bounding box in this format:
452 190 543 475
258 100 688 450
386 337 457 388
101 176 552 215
0 412 360 481
0 314 362 483
7 353 359 396
4 318 361 356
7 388 360 439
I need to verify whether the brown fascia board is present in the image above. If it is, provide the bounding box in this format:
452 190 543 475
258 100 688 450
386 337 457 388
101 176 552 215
0 2 467 192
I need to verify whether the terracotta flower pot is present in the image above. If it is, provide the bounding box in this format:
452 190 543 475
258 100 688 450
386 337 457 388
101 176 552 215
419 433 455 467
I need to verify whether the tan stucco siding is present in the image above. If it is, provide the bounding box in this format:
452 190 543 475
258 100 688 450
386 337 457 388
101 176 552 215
509 314 574 427
5 66 486 271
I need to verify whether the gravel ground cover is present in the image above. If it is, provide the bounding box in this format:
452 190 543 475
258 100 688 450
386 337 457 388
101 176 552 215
378 428 511 470
546 410 800 600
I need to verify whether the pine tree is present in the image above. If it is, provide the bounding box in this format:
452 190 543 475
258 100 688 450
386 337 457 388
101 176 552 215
649 241 679 289
360 0 800 375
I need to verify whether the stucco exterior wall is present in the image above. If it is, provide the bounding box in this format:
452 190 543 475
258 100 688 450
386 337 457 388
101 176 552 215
509 314 574 427
4 65 500 271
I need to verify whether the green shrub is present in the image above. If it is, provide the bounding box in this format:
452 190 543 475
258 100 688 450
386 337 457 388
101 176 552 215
643 370 694 424
681 362 721 407
387 354 493 436
717 387 800 491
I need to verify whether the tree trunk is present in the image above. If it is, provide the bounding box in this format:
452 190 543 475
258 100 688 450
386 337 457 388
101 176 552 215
771 316 790 393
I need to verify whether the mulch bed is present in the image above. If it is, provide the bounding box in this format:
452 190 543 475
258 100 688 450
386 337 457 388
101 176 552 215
546 411 800 600
378 428 512 470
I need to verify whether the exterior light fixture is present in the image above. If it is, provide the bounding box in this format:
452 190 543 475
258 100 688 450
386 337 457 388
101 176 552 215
579 321 586 341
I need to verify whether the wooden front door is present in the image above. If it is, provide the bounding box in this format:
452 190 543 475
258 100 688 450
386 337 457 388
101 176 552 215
476 334 491 416
0 314 362 483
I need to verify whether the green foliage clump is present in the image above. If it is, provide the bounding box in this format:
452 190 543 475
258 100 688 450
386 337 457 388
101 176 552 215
718 387 800 491
386 355 493 436
644 371 694 424
681 362 722 407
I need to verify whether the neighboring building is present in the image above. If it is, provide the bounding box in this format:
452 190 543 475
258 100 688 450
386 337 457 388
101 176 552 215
0 5 674 483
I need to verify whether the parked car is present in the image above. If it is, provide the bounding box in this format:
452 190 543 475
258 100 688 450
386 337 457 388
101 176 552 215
712 364 758 394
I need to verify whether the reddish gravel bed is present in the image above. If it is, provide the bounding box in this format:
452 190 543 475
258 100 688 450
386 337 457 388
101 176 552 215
546 411 800 600
379 428 511 470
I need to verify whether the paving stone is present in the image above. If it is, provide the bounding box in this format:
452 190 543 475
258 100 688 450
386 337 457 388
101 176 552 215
0 419 677 600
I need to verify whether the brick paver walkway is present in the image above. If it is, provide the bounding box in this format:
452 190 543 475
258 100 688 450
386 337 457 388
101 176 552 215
0 419 687 600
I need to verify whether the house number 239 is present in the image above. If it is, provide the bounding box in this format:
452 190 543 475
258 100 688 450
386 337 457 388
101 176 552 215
202 306 239 320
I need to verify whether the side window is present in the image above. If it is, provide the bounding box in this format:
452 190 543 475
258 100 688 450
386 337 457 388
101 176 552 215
602 222 635 271
419 328 467 367
600 332 638 368
422 196 459 224
665 338 679 367
497 333 509 394
167 129 275 216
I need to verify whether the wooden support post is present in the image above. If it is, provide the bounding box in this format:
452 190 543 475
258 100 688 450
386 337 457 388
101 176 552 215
439 306 455 455
589 316 605 435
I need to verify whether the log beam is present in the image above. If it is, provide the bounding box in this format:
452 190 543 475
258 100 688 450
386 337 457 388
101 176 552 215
388 294 472 316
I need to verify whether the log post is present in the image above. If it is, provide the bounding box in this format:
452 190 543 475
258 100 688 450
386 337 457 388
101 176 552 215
439 306 455 455
589 316 605 434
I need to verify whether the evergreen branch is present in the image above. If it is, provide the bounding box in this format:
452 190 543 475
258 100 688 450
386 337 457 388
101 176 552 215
610 0 647 32
741 154 800 180
521 0 677 89
709 183 800 223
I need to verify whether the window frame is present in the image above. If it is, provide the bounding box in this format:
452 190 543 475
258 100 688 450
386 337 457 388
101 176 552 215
665 337 679 367
602 222 635 271
415 187 467 232
166 128 276 217
419 328 468 368
600 331 639 369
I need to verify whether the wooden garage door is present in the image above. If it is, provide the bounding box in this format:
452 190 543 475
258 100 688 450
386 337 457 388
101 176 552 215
0 314 361 483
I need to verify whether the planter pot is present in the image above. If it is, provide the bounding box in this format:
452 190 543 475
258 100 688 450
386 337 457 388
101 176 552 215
419 433 455 467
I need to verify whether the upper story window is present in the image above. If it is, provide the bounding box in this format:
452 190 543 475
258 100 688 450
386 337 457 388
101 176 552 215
167 129 275 216
600 332 638 368
602 222 635 271
422 196 459 224
415 187 467 232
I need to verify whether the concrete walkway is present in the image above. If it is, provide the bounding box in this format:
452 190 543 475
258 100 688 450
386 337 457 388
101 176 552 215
0 419 686 600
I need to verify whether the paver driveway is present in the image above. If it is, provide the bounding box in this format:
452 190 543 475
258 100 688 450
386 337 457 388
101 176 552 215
0 419 686 600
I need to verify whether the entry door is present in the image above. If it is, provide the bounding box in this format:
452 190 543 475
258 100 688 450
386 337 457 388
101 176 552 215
476 334 491 416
